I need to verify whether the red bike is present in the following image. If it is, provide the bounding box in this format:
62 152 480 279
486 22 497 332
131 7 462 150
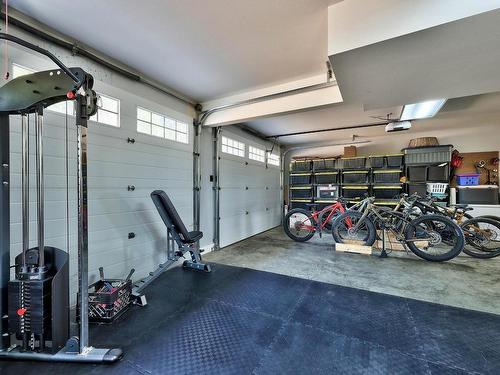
283 200 347 242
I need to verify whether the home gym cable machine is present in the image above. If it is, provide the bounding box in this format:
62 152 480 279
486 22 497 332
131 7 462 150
0 33 122 362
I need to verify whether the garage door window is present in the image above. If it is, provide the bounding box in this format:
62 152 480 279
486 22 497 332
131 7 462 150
249 146 265 162
91 94 120 127
221 136 245 157
267 152 280 166
12 63 75 115
137 107 189 144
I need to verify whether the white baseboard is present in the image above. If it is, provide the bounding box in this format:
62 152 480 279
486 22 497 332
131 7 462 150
201 243 215 255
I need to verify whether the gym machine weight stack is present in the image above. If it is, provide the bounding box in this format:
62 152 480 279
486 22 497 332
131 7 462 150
0 34 121 362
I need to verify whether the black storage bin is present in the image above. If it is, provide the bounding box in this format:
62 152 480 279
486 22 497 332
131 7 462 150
342 186 369 200
315 172 338 184
341 157 366 169
457 186 499 205
407 183 427 198
407 166 427 182
427 165 449 182
290 173 311 185
290 187 312 199
290 200 314 211
369 156 385 168
317 185 339 199
290 160 312 172
313 158 336 171
403 145 453 165
386 154 404 167
373 186 402 200
372 170 401 184
342 170 369 184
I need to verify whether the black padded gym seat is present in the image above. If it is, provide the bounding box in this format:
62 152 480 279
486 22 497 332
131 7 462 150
151 190 203 244
1 263 499 374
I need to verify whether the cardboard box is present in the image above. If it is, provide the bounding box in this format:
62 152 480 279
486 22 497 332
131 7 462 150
344 146 357 158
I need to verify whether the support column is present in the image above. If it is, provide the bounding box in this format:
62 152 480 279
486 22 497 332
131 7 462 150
75 91 90 352
192 119 201 233
0 114 10 350
212 127 220 250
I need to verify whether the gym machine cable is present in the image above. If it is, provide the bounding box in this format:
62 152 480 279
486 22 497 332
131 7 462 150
0 33 122 363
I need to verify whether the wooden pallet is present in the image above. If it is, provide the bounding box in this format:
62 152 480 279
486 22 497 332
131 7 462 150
335 242 372 255
373 230 428 251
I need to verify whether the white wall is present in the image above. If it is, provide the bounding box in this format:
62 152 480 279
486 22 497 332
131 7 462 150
328 0 500 55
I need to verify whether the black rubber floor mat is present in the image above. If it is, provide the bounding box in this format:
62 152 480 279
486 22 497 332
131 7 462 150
0 263 499 375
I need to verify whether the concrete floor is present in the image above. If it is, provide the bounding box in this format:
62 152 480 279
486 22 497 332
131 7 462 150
205 227 500 315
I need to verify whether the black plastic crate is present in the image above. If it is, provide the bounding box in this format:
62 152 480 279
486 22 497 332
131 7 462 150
373 186 402 200
317 185 339 199
372 170 401 184
290 173 311 185
290 187 313 199
427 165 449 182
386 154 404 167
403 145 453 165
342 186 369 199
290 160 312 172
457 186 499 205
407 183 427 198
313 158 336 171
369 156 385 168
86 278 132 323
341 157 366 169
407 166 427 182
290 200 314 211
315 172 338 184
342 170 369 184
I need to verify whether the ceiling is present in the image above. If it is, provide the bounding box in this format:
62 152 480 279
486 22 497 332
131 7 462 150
9 1 500 150
331 8 500 110
10 0 340 102
247 103 403 144
250 92 500 148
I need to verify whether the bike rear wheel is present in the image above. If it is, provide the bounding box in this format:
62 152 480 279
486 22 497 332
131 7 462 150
283 208 316 242
405 215 464 262
332 211 376 246
461 217 500 259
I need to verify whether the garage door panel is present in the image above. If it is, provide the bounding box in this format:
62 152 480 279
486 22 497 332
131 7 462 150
219 135 281 247
9 110 194 300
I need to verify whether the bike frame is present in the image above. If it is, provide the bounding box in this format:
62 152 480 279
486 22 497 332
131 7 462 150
297 202 345 232
348 196 436 246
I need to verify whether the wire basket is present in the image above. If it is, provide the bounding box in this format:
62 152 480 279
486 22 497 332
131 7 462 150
426 183 448 195
87 278 132 323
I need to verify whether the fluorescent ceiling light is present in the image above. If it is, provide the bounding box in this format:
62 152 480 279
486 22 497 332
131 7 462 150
400 99 447 121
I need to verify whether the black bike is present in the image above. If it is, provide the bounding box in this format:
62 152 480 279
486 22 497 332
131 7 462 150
332 195 465 262
405 196 500 259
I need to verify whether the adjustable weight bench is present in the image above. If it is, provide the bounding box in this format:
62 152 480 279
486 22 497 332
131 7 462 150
132 190 211 305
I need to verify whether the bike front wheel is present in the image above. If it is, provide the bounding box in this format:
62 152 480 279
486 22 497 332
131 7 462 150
405 215 464 262
332 211 376 246
283 208 316 242
461 217 500 259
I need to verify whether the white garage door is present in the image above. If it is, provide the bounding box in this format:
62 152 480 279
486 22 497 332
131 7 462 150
218 130 281 248
9 97 193 300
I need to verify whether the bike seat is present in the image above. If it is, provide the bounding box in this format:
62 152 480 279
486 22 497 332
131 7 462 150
452 204 474 212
